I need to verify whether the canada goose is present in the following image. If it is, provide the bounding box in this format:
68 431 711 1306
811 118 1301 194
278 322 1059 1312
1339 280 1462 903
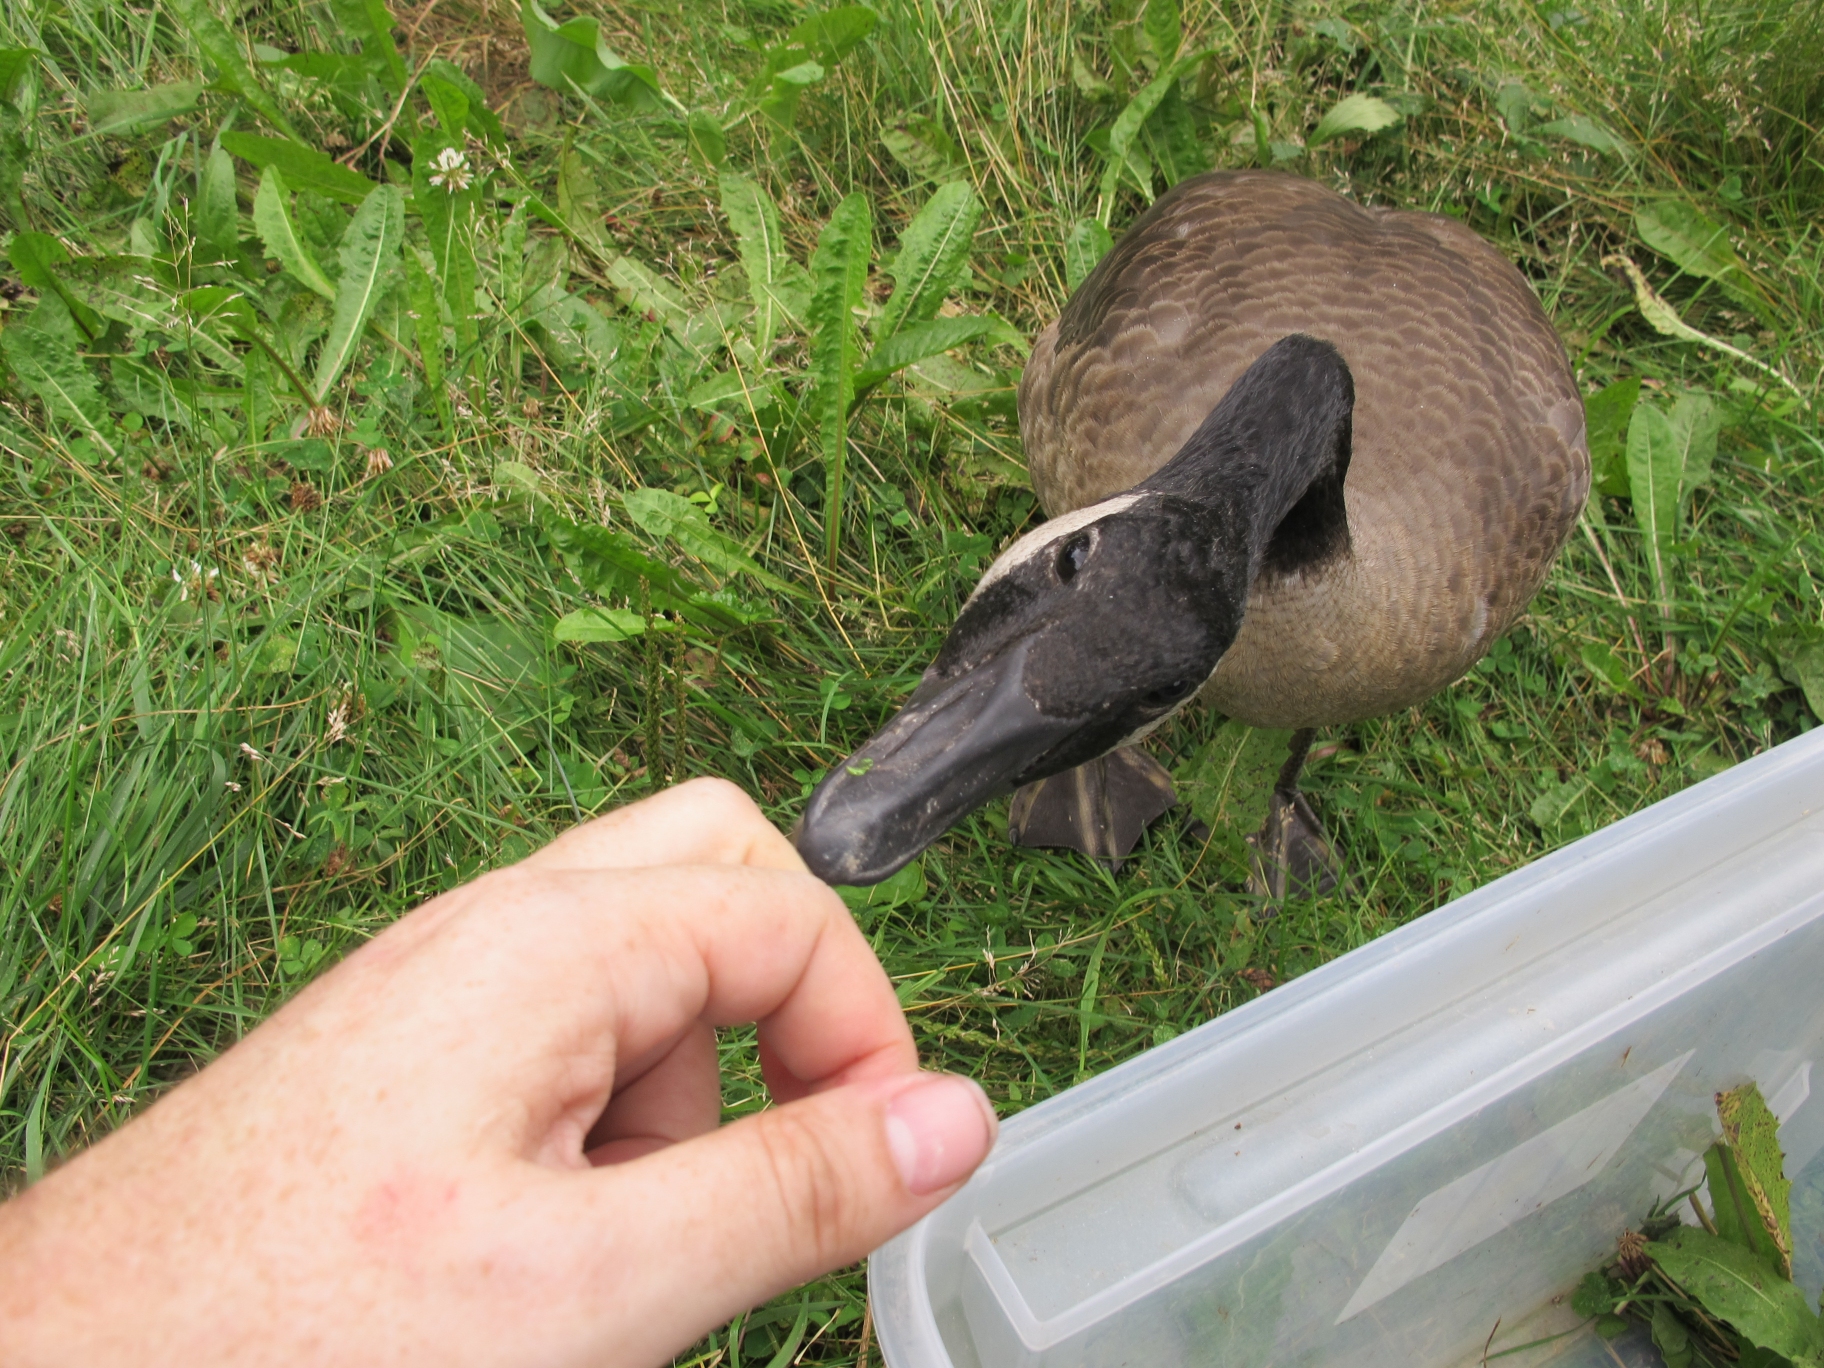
796 170 1589 891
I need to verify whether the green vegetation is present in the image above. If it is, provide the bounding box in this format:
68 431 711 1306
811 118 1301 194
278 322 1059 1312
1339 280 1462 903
1567 1083 1823 1368
2 0 1821 1358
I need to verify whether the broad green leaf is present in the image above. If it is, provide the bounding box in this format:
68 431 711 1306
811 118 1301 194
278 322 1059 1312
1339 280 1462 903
1637 201 1742 283
179 283 276 381
1177 721 1293 839
1494 80 1540 135
328 0 410 95
419 73 469 138
412 135 481 352
220 131 377 205
882 116 964 185
402 246 450 433
1141 0 1180 64
685 367 781 415
1537 114 1626 155
419 58 505 145
165 0 299 139
1097 49 1209 221
552 607 655 643
1645 1227 1824 1365
524 290 624 371
387 603 577 746
0 301 114 452
787 6 878 64
1626 400 1681 620
253 166 335 299
1707 1140 1764 1255
521 0 671 110
242 342 272 442
605 255 691 336
0 48 36 111
1603 254 1798 397
1718 1082 1794 1276
1584 377 1640 498
718 171 789 361
113 353 199 430
86 82 202 134
1579 642 1641 698
1669 391 1720 503
196 144 240 262
499 200 529 317
60 254 240 373
856 316 1001 389
542 513 763 628
1571 1271 1623 1319
1309 92 1402 146
756 59 824 129
1649 1301 1692 1368
313 183 404 400
555 145 604 248
837 857 925 912
686 111 726 169
7 231 102 342
878 180 980 342
1070 49 1114 100
808 191 871 565
1767 627 1824 722
622 488 805 598
1064 218 1113 291
1144 83 1209 187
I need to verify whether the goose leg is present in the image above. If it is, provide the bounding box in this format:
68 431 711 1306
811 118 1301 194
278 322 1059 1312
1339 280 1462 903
1008 747 1178 870
1245 728 1344 908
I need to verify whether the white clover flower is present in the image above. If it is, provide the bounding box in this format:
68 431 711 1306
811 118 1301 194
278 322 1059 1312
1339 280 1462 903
427 146 473 193
171 559 219 601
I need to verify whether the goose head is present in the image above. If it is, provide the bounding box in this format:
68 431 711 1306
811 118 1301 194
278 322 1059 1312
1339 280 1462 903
795 334 1355 886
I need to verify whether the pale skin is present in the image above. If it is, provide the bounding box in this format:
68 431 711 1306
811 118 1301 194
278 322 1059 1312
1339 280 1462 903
0 778 997 1366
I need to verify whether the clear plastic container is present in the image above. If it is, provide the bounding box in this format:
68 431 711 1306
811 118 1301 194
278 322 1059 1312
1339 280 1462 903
870 727 1824 1368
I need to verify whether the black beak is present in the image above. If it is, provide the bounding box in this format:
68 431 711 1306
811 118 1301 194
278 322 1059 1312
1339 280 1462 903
795 640 1077 885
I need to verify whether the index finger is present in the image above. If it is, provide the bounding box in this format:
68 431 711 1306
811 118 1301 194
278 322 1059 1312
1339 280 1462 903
524 777 806 874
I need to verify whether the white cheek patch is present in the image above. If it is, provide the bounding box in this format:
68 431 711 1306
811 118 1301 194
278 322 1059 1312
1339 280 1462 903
966 494 1146 604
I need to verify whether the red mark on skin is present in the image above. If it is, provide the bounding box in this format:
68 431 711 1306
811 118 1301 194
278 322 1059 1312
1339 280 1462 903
350 1167 464 1283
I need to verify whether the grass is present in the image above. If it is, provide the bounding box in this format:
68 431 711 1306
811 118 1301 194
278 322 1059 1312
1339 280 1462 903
2 0 1822 1359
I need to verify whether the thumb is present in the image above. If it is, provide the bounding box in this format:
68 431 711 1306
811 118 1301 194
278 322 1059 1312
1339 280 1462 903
574 1071 996 1359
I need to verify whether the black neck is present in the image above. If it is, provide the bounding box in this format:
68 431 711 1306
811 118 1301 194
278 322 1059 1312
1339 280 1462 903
1139 334 1354 583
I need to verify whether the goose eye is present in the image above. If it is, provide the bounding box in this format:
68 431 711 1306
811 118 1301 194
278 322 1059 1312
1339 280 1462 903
1056 535 1091 583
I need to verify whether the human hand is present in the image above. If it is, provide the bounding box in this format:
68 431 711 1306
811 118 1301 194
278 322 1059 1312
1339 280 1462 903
0 778 996 1366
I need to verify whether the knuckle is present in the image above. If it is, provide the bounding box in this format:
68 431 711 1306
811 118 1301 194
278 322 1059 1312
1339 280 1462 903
683 775 761 821
749 1106 860 1268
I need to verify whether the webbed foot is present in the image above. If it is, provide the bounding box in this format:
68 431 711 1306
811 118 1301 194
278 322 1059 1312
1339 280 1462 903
1245 788 1344 909
1008 747 1178 869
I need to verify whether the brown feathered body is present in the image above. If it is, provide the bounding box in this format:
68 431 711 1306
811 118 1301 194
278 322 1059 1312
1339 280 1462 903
1019 171 1590 729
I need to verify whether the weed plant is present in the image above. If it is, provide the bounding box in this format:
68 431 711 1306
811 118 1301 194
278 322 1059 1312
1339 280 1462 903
1 0 1822 1359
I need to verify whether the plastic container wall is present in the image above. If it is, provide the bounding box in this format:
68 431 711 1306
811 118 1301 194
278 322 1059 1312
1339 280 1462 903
870 727 1824 1368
